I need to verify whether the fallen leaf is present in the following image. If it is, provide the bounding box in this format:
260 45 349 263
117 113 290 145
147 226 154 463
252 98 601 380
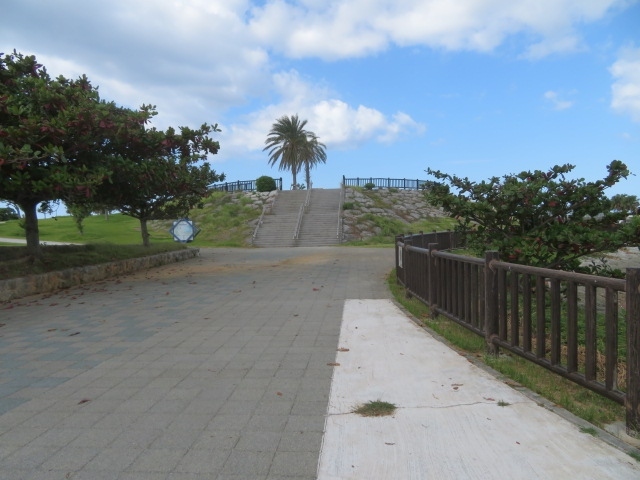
68 332 80 337
337 348 350 352
276 392 283 396
385 442 395 446
77 398 91 405
327 362 340 366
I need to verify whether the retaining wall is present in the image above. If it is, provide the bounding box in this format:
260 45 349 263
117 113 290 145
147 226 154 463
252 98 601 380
0 248 199 302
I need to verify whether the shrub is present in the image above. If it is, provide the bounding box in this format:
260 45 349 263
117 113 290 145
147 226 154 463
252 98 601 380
256 175 277 192
0 208 19 221
342 201 355 210
364 182 375 190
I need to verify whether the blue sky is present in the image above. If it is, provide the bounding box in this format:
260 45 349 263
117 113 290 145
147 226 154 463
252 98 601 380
2 0 639 197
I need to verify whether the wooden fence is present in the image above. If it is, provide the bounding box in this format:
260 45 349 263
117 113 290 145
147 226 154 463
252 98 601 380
210 178 283 192
342 176 429 190
396 231 640 433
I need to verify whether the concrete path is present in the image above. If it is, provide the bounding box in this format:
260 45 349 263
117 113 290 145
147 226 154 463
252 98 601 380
0 247 638 479
318 299 640 479
0 237 81 245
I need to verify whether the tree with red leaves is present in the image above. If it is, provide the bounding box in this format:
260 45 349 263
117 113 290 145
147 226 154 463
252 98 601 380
0 50 150 256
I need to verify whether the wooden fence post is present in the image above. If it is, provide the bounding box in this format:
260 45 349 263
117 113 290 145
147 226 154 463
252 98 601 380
403 234 412 297
626 268 640 434
395 235 402 284
485 251 500 355
428 243 438 310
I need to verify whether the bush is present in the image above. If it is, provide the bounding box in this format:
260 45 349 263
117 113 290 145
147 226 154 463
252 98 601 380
364 182 375 190
256 175 277 192
342 201 355 210
0 208 19 221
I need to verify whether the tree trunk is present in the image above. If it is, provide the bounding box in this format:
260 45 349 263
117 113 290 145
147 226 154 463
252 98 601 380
140 218 151 247
21 201 41 257
305 161 311 189
291 170 298 189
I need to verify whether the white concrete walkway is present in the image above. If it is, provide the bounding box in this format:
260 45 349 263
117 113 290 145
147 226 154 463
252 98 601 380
318 299 640 480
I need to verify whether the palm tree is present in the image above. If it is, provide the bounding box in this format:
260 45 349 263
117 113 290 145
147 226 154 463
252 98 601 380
300 133 327 189
263 114 326 189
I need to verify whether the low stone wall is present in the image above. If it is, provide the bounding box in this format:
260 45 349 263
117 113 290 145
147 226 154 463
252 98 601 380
0 248 199 303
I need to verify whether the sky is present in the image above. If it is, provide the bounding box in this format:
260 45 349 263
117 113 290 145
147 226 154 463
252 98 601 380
2 0 640 197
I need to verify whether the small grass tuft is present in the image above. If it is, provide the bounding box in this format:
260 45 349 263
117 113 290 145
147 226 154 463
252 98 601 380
580 426 599 437
497 400 511 407
353 400 397 417
629 450 640 463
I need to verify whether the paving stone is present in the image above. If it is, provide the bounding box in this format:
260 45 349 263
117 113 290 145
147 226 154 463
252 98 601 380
0 247 391 478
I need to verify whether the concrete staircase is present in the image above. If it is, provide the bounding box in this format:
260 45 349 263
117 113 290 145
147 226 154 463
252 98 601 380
252 188 342 247
297 189 342 246
252 190 306 247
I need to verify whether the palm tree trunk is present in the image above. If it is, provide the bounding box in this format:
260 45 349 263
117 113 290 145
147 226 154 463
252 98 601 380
305 160 311 188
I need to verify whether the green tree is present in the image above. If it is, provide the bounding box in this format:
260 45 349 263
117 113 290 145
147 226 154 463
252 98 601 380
610 193 638 214
425 161 639 272
300 134 327 188
80 122 223 247
0 50 148 256
263 114 326 189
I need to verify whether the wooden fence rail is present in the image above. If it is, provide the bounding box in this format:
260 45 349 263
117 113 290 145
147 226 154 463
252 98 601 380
396 231 640 434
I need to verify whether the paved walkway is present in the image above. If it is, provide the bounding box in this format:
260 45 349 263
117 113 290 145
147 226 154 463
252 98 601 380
0 247 390 479
0 247 638 479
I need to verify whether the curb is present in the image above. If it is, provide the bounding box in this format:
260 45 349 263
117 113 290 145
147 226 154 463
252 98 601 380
0 248 199 302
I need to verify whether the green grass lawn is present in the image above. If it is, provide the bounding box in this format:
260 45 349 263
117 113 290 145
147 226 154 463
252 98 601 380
0 213 175 245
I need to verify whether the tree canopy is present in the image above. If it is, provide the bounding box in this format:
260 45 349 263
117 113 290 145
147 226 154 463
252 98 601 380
0 50 223 254
425 160 640 274
78 123 223 246
263 114 326 189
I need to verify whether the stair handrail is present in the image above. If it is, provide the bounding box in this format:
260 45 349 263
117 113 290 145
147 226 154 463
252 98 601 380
304 182 312 212
251 190 278 244
337 182 345 242
293 203 304 240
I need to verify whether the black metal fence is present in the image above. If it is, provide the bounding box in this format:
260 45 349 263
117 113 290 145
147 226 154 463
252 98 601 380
210 178 283 192
342 176 429 190
396 231 640 433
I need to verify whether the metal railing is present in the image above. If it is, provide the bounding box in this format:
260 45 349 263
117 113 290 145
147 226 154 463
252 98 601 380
293 204 304 240
210 178 283 192
343 176 429 190
337 183 345 242
304 183 312 212
395 231 640 433
251 191 278 245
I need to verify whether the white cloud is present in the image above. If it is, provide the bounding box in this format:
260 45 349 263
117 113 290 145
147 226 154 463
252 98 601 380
221 70 425 160
543 90 574 110
610 46 640 122
249 0 628 59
